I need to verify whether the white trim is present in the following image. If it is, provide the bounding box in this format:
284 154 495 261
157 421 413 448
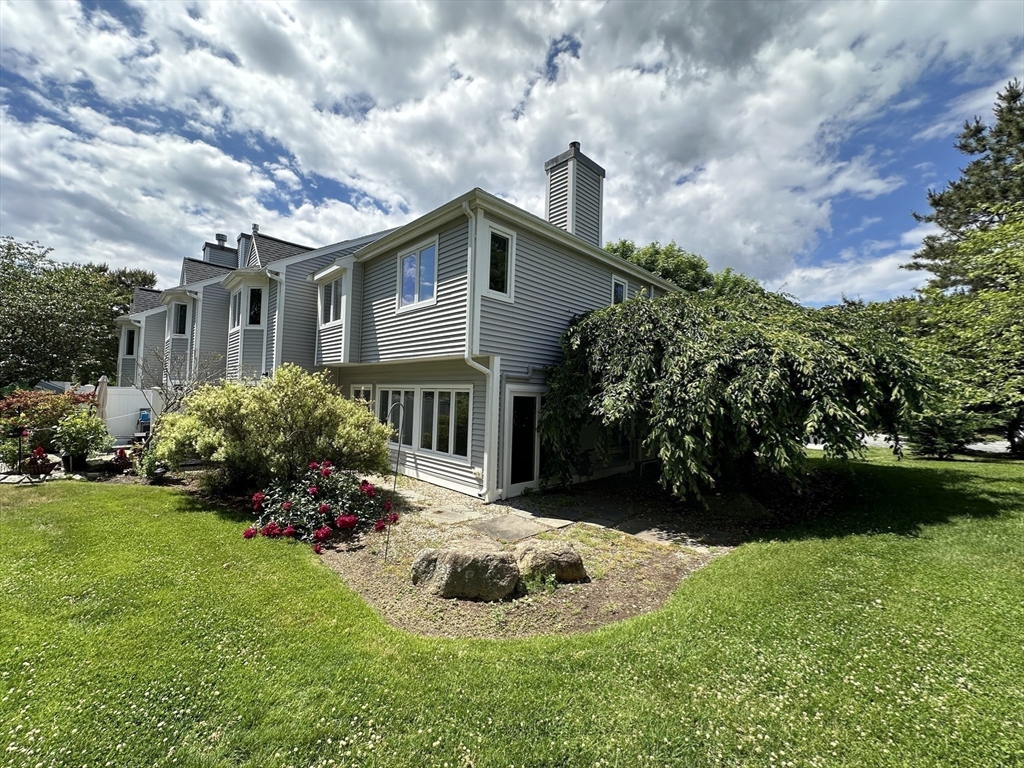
375 383 474 464
567 157 577 237
395 235 440 313
501 383 547 498
481 221 516 303
170 302 188 337
245 286 265 328
318 276 345 328
229 289 242 330
611 275 627 305
122 327 137 358
273 273 285 371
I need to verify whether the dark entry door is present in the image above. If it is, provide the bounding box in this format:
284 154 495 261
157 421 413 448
510 395 538 485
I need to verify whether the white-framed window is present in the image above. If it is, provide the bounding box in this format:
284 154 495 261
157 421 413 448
397 238 437 311
172 302 188 336
646 284 655 300
320 277 344 326
484 224 515 301
612 276 627 305
351 385 372 404
247 287 263 326
123 328 136 357
230 291 242 329
377 385 471 459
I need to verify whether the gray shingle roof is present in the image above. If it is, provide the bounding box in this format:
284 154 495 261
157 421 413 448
252 233 314 265
130 287 164 313
181 258 235 285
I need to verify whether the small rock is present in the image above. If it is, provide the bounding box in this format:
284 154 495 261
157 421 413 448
514 540 587 583
411 541 519 601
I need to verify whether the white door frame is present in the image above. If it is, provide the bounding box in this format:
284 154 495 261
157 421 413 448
502 383 547 498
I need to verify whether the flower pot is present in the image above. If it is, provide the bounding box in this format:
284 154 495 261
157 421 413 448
23 461 59 478
62 454 88 473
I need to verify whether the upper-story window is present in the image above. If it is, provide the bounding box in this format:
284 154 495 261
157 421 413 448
320 277 344 326
247 288 263 326
398 240 437 310
612 276 626 305
172 303 188 336
123 328 136 357
485 225 515 301
230 291 242 329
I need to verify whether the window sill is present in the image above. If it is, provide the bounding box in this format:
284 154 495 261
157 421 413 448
395 297 438 315
319 320 344 330
389 442 472 464
482 289 514 304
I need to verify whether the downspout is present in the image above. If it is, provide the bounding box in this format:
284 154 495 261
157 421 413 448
461 201 495 501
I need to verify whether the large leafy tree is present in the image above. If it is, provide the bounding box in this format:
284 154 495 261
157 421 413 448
904 79 1024 291
0 237 156 387
540 286 925 501
605 239 714 291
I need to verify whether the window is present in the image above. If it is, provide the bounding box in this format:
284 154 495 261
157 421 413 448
247 288 263 326
351 385 372 403
489 232 509 294
378 388 414 446
123 328 136 357
612 277 626 305
418 389 470 457
398 241 436 309
321 277 344 326
230 291 242 329
172 303 187 335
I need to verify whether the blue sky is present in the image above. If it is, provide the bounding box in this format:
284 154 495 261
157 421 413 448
1 0 1021 302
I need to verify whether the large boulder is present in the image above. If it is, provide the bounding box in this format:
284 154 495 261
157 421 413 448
514 540 587 583
411 541 519 601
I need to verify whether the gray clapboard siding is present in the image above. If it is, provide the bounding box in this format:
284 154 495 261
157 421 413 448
140 309 166 389
226 328 240 379
479 215 614 371
241 328 264 377
119 357 136 388
359 220 468 362
547 163 569 230
348 261 363 363
574 166 602 246
199 283 230 376
334 359 486 493
317 323 345 366
265 281 278 373
282 253 337 370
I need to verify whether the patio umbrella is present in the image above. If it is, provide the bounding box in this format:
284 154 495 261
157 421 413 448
95 375 108 424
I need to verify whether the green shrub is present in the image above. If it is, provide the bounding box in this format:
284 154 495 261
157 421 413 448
906 410 986 459
152 364 392 491
53 409 114 457
0 389 94 452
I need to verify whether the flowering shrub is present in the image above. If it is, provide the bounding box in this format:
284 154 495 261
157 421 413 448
245 461 397 544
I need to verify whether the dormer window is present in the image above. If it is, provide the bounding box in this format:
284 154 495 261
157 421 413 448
398 239 437 310
123 328 136 357
230 291 242 329
172 303 188 336
320 277 344 326
247 288 263 326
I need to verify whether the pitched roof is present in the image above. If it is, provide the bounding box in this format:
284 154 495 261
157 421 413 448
251 232 315 266
181 257 235 285
130 287 164 313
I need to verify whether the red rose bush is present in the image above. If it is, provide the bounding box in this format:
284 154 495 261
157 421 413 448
244 460 396 545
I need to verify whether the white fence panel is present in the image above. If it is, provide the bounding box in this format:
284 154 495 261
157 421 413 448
104 388 163 440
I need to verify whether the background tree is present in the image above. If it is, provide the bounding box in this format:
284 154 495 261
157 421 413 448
904 79 1024 291
605 239 714 291
0 236 156 387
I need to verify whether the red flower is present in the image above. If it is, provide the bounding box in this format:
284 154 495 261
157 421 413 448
252 492 266 511
313 525 332 542
309 461 320 469
282 525 297 537
242 527 257 539
32 446 46 459
335 514 358 530
322 460 333 468
282 501 292 511
260 521 282 538
321 467 332 477
318 503 332 515
20 429 29 438
383 500 392 513
361 482 376 498
312 544 323 554
386 512 399 524
374 518 387 532
308 486 319 496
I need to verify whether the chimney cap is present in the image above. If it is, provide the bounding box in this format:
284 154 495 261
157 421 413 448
252 223 260 234
544 141 606 177
569 141 580 151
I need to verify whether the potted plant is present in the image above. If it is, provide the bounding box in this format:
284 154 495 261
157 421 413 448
22 446 60 478
53 409 114 473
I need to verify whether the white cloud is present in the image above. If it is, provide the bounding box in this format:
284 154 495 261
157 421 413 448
0 0 1020 295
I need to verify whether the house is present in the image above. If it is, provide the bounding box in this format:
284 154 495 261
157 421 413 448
115 142 675 498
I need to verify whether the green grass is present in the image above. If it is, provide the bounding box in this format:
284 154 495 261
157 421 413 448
2 451 1023 767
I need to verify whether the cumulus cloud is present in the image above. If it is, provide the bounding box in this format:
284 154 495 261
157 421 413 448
0 0 1020 299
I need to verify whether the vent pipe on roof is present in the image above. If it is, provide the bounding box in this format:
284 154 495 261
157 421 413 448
252 223 259 234
215 233 226 246
544 141 606 247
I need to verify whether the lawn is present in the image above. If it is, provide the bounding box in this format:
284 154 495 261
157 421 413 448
2 451 1022 767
